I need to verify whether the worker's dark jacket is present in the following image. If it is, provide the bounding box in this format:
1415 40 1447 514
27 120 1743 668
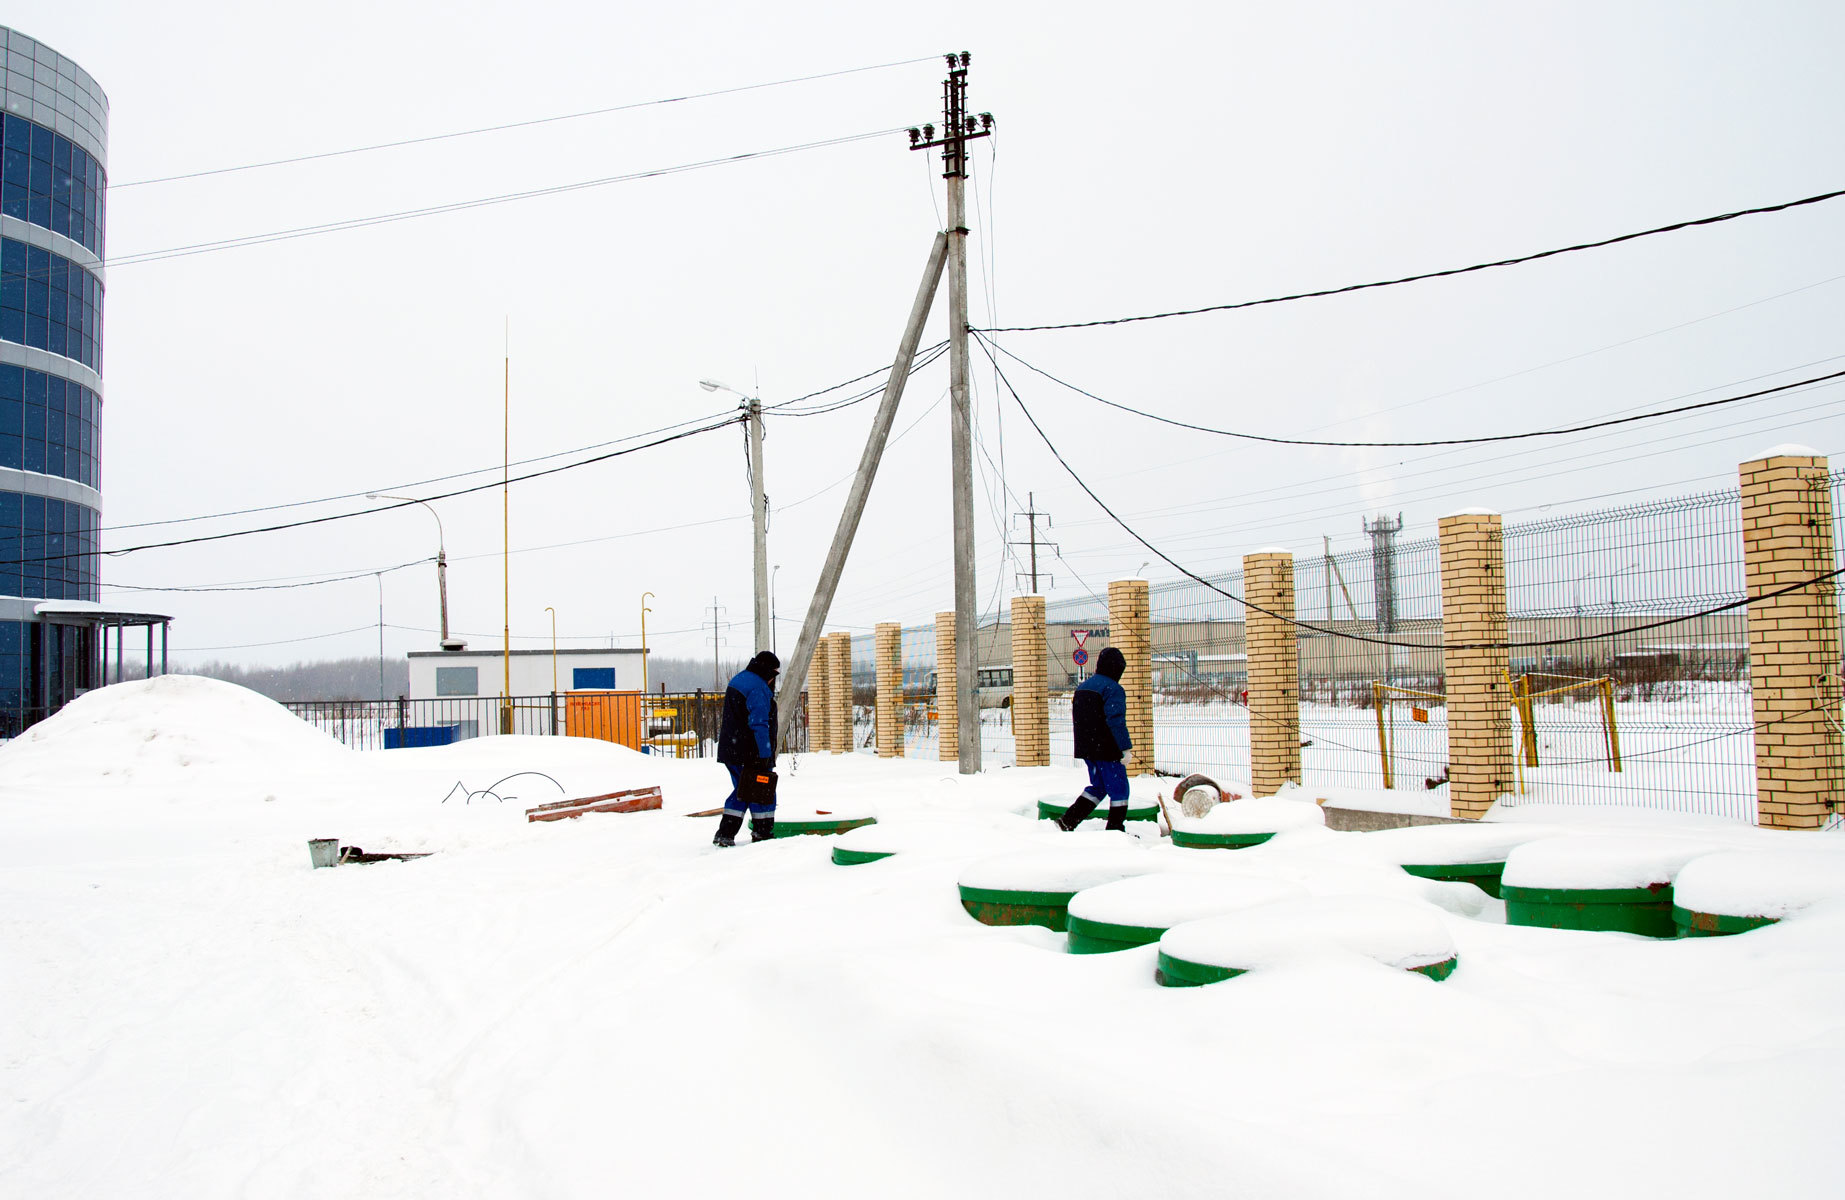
1071 673 1132 761
718 664 777 766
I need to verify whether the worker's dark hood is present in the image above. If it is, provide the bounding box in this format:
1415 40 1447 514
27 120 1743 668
1095 646 1126 681
747 651 781 680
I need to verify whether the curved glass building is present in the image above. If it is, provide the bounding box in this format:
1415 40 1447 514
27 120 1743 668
0 28 113 733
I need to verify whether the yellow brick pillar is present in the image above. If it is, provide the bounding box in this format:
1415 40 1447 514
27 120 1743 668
1438 511 1512 819
807 646 830 754
1010 595 1049 767
935 611 958 761
875 623 902 757
1741 450 1843 829
828 632 854 753
1107 579 1154 776
1244 550 1301 796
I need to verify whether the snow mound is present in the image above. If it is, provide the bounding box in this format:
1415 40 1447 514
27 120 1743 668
1067 869 1306 927
833 819 1027 858
1673 849 1845 920
958 845 1160 893
1172 795 1325 835
1160 896 1456 973
1502 835 1718 891
1341 822 1567 866
0 675 350 785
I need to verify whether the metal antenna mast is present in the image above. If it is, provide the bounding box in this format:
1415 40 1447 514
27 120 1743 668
910 52 993 774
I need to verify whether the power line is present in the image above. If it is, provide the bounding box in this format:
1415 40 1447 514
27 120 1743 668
167 625 378 653
95 350 932 537
111 56 937 190
980 337 1845 652
975 332 1845 449
103 557 431 593
105 127 908 268
5 413 741 568
975 186 1845 332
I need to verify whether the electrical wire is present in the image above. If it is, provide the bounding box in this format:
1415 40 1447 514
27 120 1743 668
980 336 1845 652
976 185 1845 332
976 332 1845 449
166 625 380 653
106 127 910 268
96 349 940 538
111 56 938 190
4 413 742 568
103 557 431 593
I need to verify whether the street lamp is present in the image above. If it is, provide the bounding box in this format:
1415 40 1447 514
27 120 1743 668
701 377 770 654
640 592 655 694
368 492 462 650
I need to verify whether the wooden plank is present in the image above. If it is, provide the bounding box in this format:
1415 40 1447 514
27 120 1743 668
526 791 665 823
526 786 658 815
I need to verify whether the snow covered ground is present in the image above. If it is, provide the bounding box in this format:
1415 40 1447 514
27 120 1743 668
4 676 1844 1198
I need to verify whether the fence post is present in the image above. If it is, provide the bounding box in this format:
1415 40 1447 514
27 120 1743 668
1244 551 1301 796
1438 510 1512 819
1011 595 1049 767
549 691 558 737
935 611 958 761
828 632 854 752
807 646 831 754
875 623 903 757
1740 449 1842 829
1107 580 1154 777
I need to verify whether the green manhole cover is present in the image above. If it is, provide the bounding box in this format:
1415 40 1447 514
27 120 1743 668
1155 949 1457 987
1036 798 1161 824
958 884 1080 930
1402 860 1507 898
1066 914 1165 955
772 815 876 838
1171 829 1274 850
1502 883 1675 938
1671 904 1779 937
831 846 895 866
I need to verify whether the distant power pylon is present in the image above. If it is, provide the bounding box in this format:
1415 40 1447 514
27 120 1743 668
1009 491 1057 593
706 597 729 692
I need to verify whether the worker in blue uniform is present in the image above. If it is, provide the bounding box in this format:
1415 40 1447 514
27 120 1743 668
1060 646 1134 831
714 650 780 847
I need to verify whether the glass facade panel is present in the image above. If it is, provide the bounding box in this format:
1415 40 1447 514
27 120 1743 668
0 113 105 256
0 237 102 373
0 365 99 488
0 488 98 603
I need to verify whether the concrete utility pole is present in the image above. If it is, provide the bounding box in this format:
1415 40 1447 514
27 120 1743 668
911 51 993 775
774 234 949 752
1010 491 1056 593
747 397 770 654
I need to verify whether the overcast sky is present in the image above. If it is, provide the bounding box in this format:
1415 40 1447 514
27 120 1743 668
13 0 1845 672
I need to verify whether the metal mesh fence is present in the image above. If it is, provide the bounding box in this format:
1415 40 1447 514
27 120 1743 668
833 470 1845 824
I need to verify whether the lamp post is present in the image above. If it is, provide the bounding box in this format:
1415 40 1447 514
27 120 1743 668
700 378 770 654
640 592 655 694
368 492 458 650
545 606 558 694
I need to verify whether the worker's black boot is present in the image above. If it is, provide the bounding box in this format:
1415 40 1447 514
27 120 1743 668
1103 805 1127 833
1057 796 1098 831
713 813 744 848
751 815 776 843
